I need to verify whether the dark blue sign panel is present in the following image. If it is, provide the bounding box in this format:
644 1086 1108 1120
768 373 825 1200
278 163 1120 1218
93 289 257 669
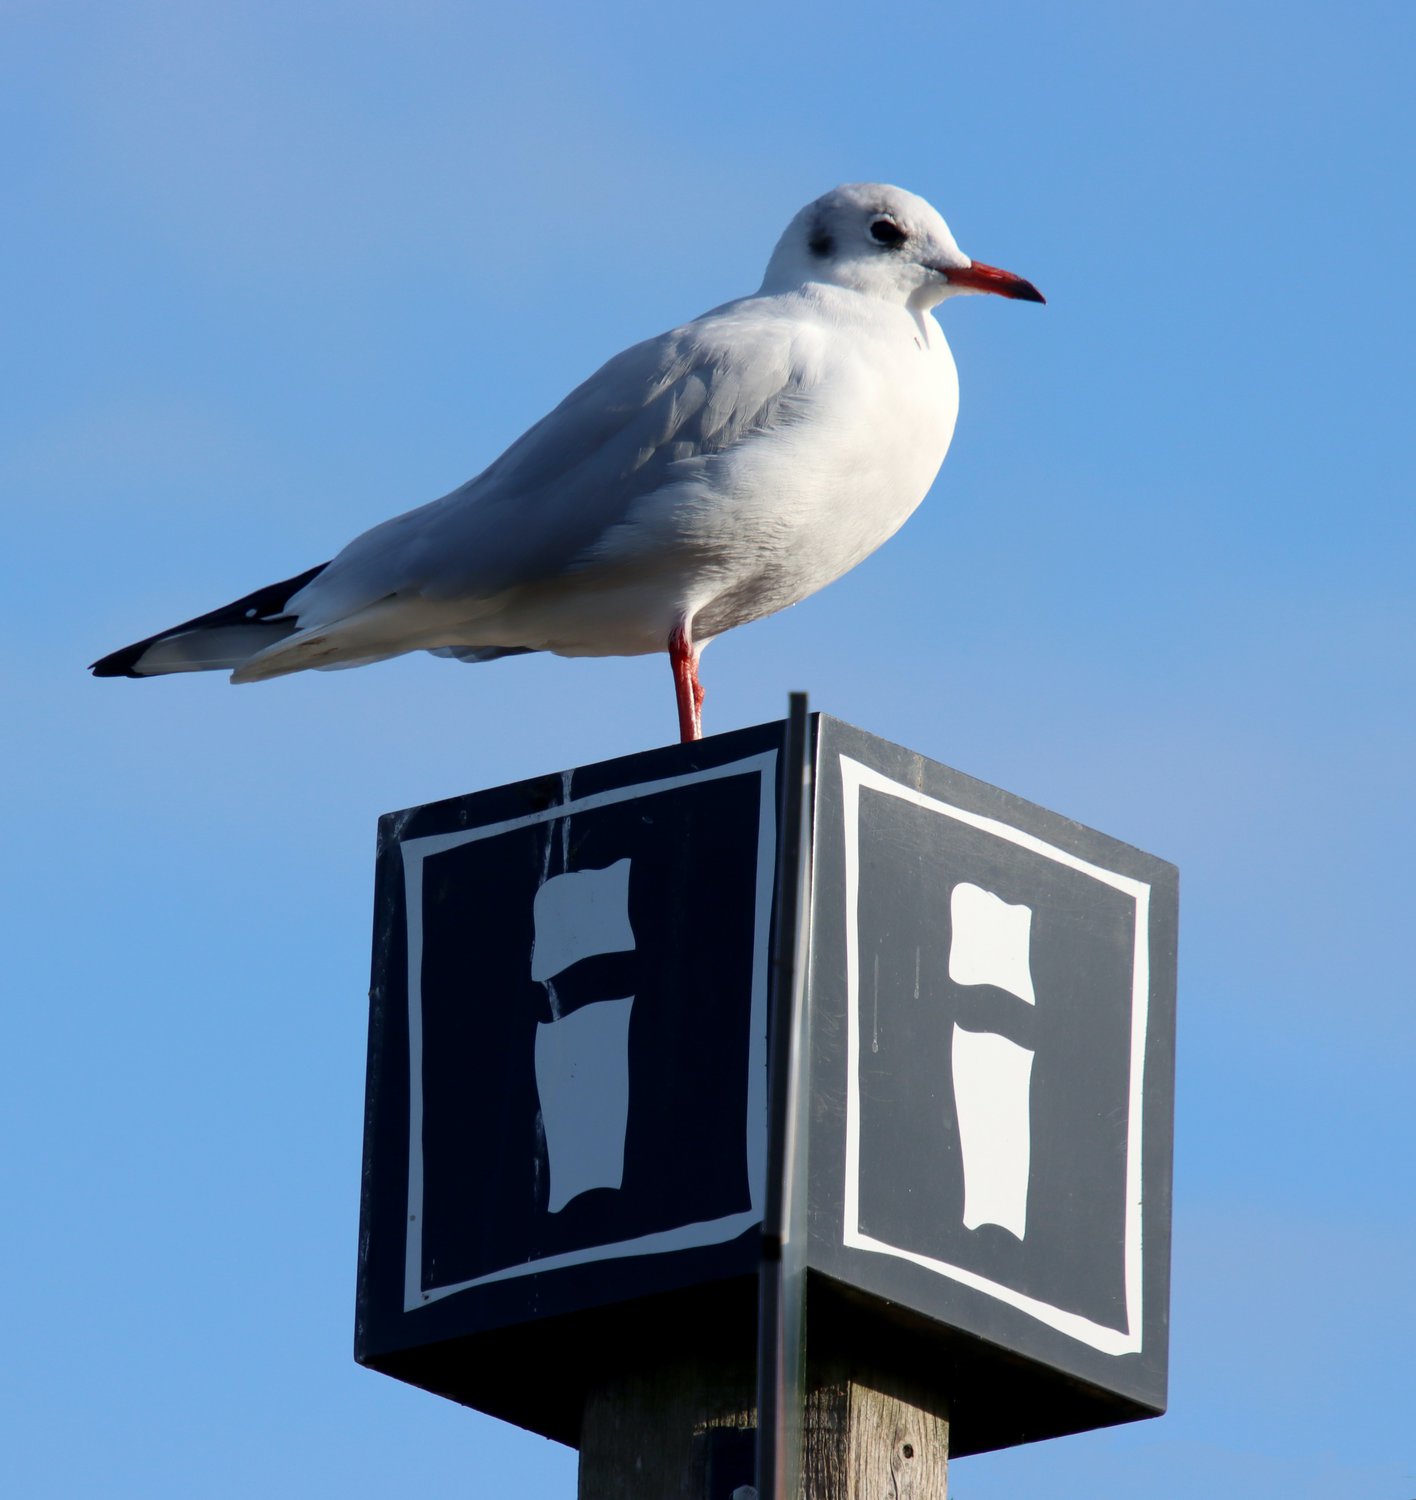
357 725 783 1394
403 754 775 1305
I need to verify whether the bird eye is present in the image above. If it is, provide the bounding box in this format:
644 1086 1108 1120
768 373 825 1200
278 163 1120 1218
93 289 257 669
869 217 907 247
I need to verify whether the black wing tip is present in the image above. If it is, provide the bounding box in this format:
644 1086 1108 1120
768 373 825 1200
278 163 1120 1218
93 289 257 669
87 560 331 681
90 643 152 678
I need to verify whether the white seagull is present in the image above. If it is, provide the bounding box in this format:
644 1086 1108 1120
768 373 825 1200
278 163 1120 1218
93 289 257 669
93 183 1042 742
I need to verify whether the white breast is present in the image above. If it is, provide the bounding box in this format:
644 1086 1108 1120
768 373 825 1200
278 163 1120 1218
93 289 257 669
672 292 959 642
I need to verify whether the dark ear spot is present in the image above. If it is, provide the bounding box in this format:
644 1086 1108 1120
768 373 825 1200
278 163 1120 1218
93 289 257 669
808 213 834 258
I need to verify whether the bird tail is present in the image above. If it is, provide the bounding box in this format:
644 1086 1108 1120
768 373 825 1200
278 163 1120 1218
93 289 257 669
90 562 330 679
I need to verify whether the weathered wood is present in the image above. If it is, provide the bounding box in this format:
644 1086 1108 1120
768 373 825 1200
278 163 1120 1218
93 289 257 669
802 1361 949 1500
578 1353 755 1500
577 1355 948 1500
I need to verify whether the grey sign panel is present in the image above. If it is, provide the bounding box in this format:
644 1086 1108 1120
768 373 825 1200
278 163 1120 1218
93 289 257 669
356 715 1177 1456
806 718 1177 1427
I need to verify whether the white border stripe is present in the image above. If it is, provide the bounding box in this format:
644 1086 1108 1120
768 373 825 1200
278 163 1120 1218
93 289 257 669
840 755 1149 1357
401 751 777 1310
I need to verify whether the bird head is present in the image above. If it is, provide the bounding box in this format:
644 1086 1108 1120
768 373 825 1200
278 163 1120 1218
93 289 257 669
762 182 1044 311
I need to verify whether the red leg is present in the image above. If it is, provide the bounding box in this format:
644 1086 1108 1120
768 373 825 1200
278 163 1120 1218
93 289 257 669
668 624 703 743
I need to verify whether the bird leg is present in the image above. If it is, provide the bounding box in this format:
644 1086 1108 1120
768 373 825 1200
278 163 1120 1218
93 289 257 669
668 625 704 743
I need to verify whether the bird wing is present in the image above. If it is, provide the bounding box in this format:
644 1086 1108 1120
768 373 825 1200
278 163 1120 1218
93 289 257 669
282 297 817 638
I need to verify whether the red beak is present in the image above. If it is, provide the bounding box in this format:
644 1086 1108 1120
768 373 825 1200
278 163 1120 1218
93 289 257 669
941 260 1045 303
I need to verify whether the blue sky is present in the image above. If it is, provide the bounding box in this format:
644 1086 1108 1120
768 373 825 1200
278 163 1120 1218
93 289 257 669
5 1 1413 1495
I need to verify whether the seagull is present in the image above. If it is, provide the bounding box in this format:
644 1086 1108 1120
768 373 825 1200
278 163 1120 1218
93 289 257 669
92 183 1042 742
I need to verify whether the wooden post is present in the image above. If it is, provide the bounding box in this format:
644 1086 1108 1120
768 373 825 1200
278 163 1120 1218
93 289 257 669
577 1353 755 1500
577 1356 949 1500
802 1362 949 1500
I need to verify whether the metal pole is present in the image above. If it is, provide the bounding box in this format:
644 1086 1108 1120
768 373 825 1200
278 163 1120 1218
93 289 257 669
756 693 814 1500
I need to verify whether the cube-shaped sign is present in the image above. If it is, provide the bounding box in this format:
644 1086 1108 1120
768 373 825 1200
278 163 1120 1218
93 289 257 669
356 716 1177 1456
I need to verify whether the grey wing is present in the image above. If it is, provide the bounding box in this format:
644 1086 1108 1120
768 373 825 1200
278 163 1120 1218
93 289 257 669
285 301 811 632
